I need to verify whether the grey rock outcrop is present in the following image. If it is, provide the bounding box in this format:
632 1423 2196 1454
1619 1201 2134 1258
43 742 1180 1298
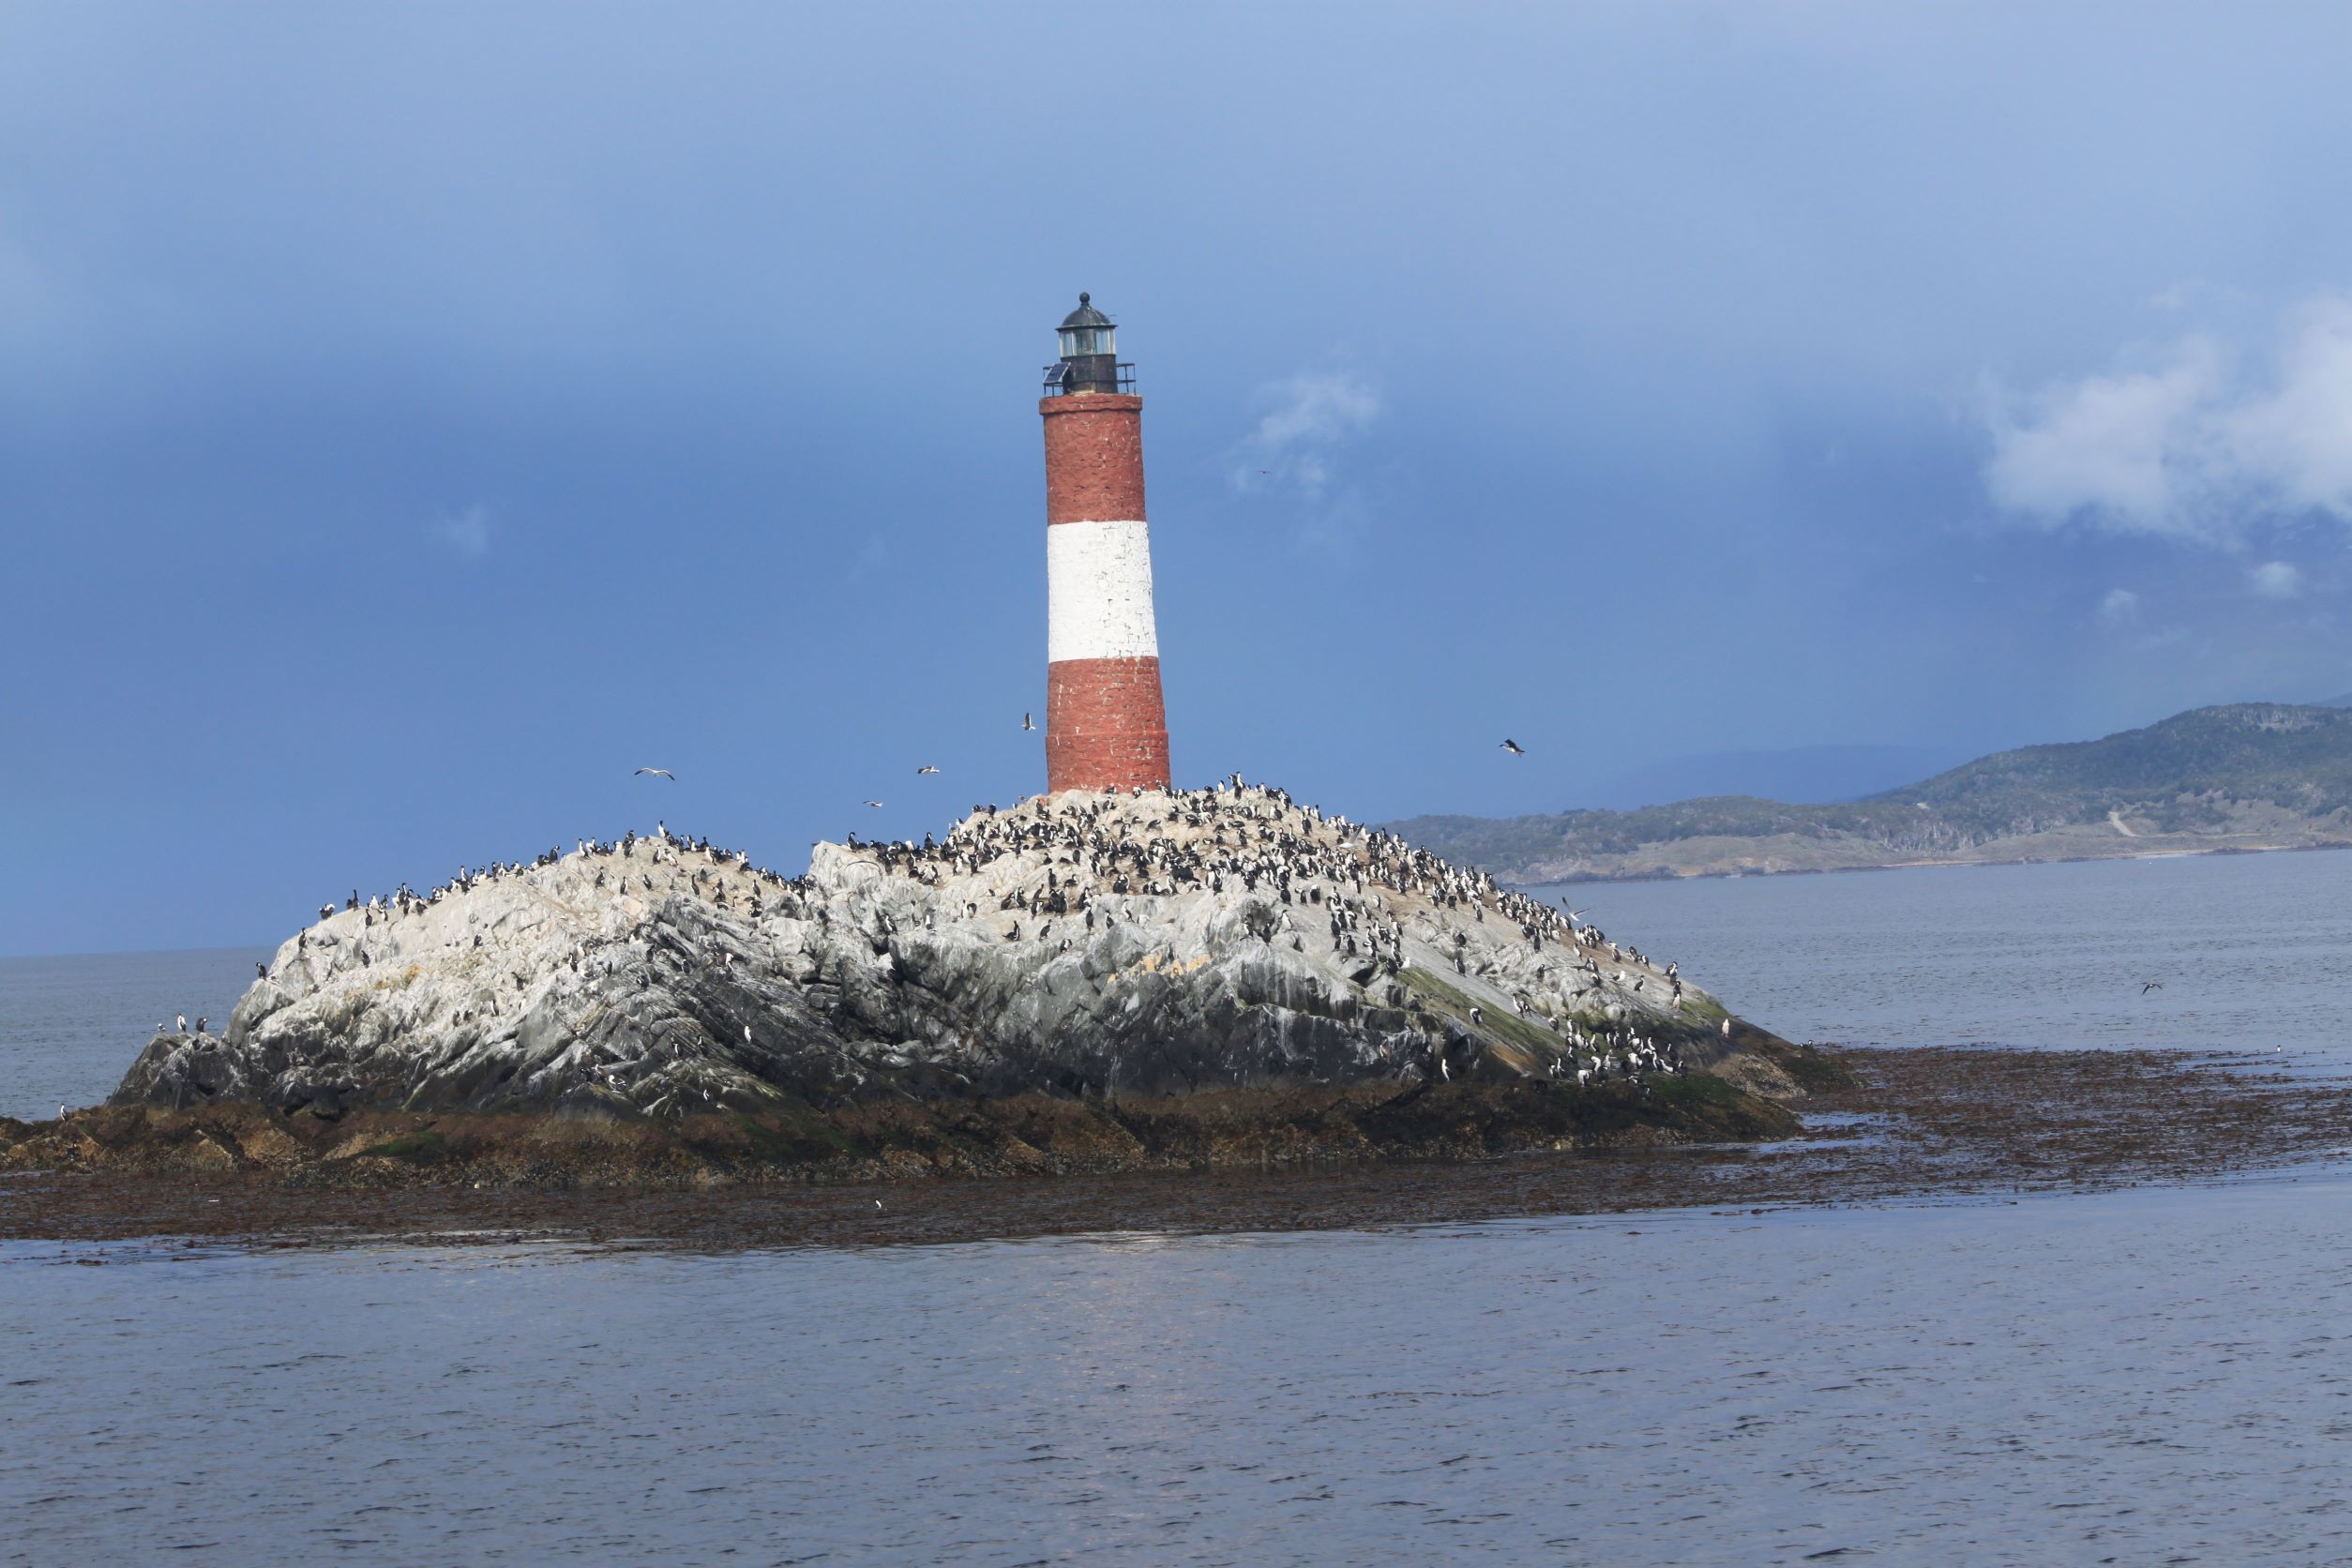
113 784 1742 1118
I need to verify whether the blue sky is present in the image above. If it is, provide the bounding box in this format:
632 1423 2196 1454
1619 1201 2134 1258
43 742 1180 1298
6 3 2352 954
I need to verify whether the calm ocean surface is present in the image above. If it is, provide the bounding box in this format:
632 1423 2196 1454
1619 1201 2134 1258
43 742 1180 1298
7 848 2352 1565
0 947 267 1124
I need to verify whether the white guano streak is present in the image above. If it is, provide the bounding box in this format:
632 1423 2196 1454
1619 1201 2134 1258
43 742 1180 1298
1048 518 1159 662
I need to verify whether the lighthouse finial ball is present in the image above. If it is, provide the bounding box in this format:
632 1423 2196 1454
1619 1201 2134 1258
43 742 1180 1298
1040 295 1169 795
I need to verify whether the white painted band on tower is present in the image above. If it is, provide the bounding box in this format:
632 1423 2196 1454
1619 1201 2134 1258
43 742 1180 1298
1046 518 1160 663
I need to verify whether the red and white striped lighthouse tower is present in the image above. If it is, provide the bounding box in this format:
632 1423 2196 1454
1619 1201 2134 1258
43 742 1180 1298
1040 294 1170 794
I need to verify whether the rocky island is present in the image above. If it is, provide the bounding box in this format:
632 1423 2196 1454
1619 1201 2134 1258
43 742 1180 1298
1 782 1830 1188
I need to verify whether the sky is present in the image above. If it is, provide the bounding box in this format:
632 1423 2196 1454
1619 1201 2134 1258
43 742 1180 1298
6 2 2352 954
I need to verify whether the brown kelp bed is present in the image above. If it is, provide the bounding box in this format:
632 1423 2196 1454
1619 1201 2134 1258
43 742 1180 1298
3 1045 2347 1250
5 1067 1801 1185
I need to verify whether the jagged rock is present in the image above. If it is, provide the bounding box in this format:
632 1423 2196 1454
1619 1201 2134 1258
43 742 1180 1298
111 784 1754 1119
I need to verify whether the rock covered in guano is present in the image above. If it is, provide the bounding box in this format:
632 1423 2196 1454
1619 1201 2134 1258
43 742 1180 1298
112 782 1770 1120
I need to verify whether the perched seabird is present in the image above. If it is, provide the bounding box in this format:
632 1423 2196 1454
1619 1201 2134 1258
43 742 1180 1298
633 768 677 781
1500 739 1526 756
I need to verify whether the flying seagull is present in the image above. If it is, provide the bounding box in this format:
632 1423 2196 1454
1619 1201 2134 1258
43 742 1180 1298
2141 981 2164 994
633 768 676 781
863 799 884 808
1021 712 1036 731
916 765 941 775
1500 739 1526 756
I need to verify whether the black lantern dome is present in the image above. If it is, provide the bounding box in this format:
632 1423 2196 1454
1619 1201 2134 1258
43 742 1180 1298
1044 292 1134 396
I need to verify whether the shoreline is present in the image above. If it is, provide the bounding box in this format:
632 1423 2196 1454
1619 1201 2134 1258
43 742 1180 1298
1511 835 2352 889
6 1042 2346 1250
0 1049 1822 1194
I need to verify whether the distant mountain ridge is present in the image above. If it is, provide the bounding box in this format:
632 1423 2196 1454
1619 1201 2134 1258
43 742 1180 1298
1387 704 2352 883
1582 742 1969 811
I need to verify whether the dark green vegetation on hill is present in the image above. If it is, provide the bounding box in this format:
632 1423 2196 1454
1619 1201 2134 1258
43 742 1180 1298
1391 704 2352 883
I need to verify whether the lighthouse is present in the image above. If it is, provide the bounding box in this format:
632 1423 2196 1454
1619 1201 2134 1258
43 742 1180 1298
1039 294 1171 794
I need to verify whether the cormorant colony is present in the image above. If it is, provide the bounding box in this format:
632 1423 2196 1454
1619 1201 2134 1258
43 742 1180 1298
271 777 1698 1091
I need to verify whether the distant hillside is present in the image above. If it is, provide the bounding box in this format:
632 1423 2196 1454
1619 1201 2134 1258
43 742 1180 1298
1388 704 2352 883
1584 742 1969 810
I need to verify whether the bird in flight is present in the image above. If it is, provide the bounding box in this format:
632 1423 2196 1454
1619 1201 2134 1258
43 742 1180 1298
2141 981 2164 994
633 767 676 781
863 799 884 808
1021 712 1036 731
1500 739 1526 756
1560 900 1593 923
916 765 941 775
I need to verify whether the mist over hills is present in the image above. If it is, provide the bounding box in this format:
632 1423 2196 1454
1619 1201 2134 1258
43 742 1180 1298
1389 704 2352 884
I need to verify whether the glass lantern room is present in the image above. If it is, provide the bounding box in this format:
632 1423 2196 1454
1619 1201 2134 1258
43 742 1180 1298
1045 293 1134 395
1057 294 1116 360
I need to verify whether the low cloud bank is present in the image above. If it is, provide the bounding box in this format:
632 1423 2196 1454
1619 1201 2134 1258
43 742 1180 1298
1983 296 2352 544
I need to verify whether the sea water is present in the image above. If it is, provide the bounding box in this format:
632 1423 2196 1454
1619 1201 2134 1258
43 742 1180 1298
6 848 2352 1564
0 947 265 1124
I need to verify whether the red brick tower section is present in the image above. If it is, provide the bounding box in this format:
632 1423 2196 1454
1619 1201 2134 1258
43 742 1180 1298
1039 294 1169 793
1041 394 1170 792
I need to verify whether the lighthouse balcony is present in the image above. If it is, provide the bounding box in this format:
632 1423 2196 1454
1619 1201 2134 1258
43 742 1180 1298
1042 360 1136 396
